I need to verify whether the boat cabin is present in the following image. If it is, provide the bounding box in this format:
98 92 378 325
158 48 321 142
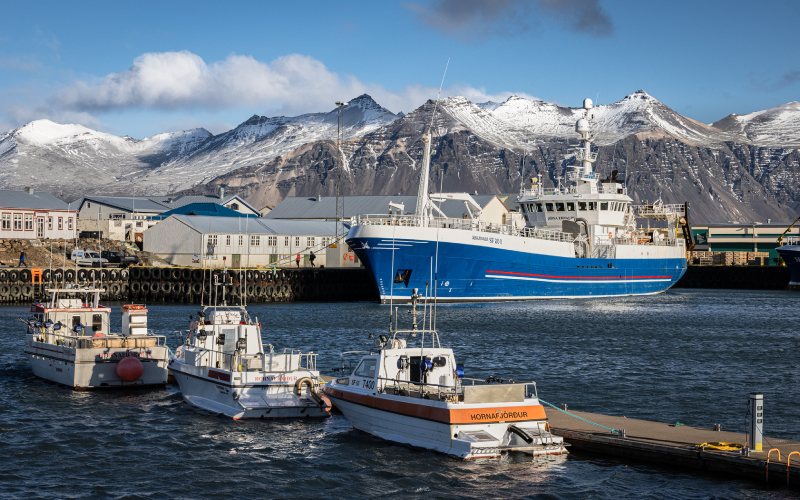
30 288 111 335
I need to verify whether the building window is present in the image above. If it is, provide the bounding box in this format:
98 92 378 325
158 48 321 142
67 217 74 230
238 235 244 246
600 202 608 210
226 235 231 246
284 236 290 246
57 217 63 230
307 237 315 247
47 216 53 230
268 236 277 246
294 237 300 247
24 214 33 230
136 221 143 227
1 213 10 230
231 203 239 210
208 234 218 246
87 202 91 208
14 214 23 230
250 235 260 246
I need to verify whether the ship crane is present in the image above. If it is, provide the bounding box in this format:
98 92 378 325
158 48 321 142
776 215 800 246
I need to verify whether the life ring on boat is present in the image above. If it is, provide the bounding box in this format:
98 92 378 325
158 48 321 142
294 377 315 396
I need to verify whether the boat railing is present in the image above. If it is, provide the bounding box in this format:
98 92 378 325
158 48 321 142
378 376 538 402
28 330 166 349
352 214 575 243
633 203 687 219
189 346 317 374
783 236 799 245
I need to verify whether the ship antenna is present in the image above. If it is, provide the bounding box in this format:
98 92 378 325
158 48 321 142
416 58 450 227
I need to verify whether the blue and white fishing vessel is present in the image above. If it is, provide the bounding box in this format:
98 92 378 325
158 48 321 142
346 98 688 302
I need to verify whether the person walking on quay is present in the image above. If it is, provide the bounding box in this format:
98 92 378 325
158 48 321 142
295 253 301 267
309 251 316 268
18 251 27 267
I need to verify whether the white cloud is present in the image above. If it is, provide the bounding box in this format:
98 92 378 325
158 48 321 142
54 50 533 116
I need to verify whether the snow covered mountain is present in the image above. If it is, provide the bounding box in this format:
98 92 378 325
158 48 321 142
712 101 800 146
0 91 798 222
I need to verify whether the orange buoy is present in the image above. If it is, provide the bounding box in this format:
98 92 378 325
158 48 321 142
116 356 144 382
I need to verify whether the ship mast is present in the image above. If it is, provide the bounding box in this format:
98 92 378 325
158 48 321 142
575 98 598 186
415 131 433 227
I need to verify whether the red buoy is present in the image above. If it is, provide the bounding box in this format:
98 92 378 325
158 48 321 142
116 356 144 382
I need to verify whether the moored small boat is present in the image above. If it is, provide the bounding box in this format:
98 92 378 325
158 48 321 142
325 289 567 459
169 271 330 419
23 288 168 389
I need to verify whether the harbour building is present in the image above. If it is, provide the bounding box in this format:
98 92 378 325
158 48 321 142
143 215 352 268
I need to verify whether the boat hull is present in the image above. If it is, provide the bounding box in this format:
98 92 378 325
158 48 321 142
347 224 687 302
170 361 330 419
325 387 566 459
24 340 168 389
777 244 800 288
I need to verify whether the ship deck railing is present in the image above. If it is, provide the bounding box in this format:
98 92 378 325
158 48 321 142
28 330 166 349
352 214 575 243
377 375 538 403
633 203 687 219
783 236 799 245
180 345 317 374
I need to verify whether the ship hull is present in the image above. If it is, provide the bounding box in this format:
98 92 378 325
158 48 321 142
776 245 800 288
347 224 686 302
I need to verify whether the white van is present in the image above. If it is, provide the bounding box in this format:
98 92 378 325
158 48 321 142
70 249 109 267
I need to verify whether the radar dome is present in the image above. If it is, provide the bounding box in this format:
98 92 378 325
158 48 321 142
583 98 593 110
575 118 590 133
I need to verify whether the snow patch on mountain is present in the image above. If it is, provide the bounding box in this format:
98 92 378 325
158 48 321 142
712 101 800 146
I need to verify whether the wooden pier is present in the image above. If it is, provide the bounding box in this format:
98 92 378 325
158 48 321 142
545 408 800 488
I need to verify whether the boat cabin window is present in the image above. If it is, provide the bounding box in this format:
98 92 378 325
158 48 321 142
589 202 596 210
535 203 543 212
578 202 587 211
72 315 81 330
555 202 565 211
354 358 377 379
567 202 575 211
545 203 553 212
600 202 608 210
92 314 102 333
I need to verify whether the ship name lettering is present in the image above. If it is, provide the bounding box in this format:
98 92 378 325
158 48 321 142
469 410 528 421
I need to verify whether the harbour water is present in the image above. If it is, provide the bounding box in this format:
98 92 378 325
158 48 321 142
1 289 798 498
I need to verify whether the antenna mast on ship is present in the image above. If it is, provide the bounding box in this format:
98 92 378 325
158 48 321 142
575 98 598 186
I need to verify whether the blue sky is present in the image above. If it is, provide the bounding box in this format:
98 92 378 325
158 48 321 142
1 0 798 138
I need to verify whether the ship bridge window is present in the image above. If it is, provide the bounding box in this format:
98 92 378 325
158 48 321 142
578 202 587 211
535 203 543 212
92 314 102 333
589 202 596 210
545 203 554 212
354 358 377 379
600 202 608 210
567 202 575 211
555 202 565 211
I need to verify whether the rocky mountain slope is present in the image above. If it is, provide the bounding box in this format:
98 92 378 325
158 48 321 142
1 91 798 223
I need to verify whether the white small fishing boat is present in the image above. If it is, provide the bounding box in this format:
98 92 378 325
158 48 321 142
169 271 330 419
23 287 168 389
324 289 567 459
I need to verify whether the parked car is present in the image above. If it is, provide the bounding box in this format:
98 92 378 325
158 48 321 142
70 249 109 268
100 250 140 267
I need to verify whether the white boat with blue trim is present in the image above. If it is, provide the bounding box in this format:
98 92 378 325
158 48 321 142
346 98 689 302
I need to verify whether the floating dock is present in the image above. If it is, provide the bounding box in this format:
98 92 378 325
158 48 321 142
545 408 800 489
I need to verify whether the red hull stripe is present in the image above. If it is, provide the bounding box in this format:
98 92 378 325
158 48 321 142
486 269 671 280
324 387 546 425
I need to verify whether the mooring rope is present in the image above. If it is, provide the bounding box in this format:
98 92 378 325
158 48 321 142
539 398 620 435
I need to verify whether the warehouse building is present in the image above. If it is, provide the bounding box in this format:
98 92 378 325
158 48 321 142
143 215 355 268
690 222 800 266
77 191 259 243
